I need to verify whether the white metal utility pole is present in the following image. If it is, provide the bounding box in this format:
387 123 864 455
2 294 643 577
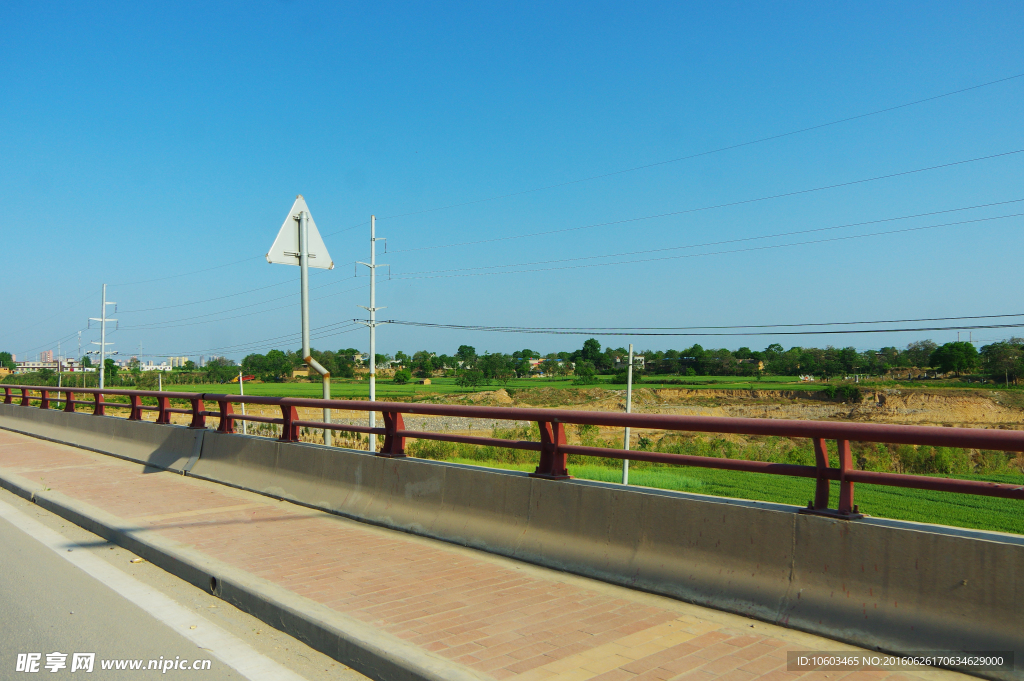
89 285 117 389
356 215 389 453
57 340 62 388
622 344 634 484
77 332 82 388
238 369 247 436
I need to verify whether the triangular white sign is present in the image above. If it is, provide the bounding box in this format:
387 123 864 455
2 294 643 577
266 195 334 269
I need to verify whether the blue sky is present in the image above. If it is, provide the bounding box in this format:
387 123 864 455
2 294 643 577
2 1 1023 362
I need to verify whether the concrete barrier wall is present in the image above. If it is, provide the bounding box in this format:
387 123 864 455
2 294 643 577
0 403 200 472
2 405 1021 677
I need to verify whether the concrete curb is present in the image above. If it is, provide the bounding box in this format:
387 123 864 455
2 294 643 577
0 467 488 681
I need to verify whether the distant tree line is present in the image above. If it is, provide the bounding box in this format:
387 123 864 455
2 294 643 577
5 337 1024 387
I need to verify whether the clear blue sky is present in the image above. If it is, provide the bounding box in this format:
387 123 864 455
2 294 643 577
2 1 1022 362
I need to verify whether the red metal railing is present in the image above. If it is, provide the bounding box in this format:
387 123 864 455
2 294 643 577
4 384 1023 519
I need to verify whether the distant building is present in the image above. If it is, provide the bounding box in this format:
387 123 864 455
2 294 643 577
168 356 190 368
613 355 645 370
39 350 54 363
141 363 172 372
15 361 59 374
61 359 85 372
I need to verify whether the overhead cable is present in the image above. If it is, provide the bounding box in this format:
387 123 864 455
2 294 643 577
384 320 1024 337
121 283 369 331
389 212 1023 279
150 321 362 358
371 72 1024 225
96 72 1024 288
388 148 1024 254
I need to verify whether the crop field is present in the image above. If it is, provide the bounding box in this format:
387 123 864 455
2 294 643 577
440 457 1024 535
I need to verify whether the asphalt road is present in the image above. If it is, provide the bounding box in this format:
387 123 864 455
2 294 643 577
0 488 368 681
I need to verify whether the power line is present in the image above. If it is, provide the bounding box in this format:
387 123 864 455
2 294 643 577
385 320 1024 337
0 292 95 342
110 255 266 287
387 147 1024 255
371 72 1024 225
389 212 1024 279
388 311 1024 332
118 267 345 315
85 72 1024 289
118 277 297 314
121 283 369 331
150 321 362 358
388 199 1024 275
14 330 83 361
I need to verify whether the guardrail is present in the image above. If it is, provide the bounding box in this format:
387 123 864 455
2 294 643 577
4 384 1023 519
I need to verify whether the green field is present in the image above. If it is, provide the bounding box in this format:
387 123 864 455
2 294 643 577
173 377 560 399
439 457 1024 535
168 374 815 399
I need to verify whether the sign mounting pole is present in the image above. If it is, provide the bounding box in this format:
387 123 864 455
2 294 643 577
267 195 335 446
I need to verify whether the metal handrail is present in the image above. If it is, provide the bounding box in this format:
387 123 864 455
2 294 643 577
4 384 1023 517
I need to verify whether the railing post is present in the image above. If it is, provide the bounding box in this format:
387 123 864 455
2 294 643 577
531 420 570 479
155 396 171 424
812 438 830 511
836 439 857 515
217 399 235 434
39 389 50 410
379 411 406 457
21 388 30 407
93 393 105 416
189 397 206 429
128 394 142 421
64 390 76 413
3 387 11 404
279 404 299 442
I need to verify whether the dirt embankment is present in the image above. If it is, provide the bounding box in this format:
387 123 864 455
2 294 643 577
111 385 1022 433
428 386 1024 429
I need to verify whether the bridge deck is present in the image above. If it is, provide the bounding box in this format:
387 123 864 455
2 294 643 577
0 429 967 681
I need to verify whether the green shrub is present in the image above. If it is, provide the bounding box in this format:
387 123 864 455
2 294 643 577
392 369 412 384
837 385 862 402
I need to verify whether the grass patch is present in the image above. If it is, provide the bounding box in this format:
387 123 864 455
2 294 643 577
410 429 1024 536
442 456 1024 535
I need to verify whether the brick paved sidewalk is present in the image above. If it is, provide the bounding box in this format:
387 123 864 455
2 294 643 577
0 429 967 681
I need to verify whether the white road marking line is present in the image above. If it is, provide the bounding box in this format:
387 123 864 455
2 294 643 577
0 497 307 681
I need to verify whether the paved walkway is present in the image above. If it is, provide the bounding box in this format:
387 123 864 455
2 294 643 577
0 429 966 681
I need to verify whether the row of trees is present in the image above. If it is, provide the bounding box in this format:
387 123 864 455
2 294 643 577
6 337 1024 386
380 337 1024 385
239 348 362 382
640 339 1024 383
